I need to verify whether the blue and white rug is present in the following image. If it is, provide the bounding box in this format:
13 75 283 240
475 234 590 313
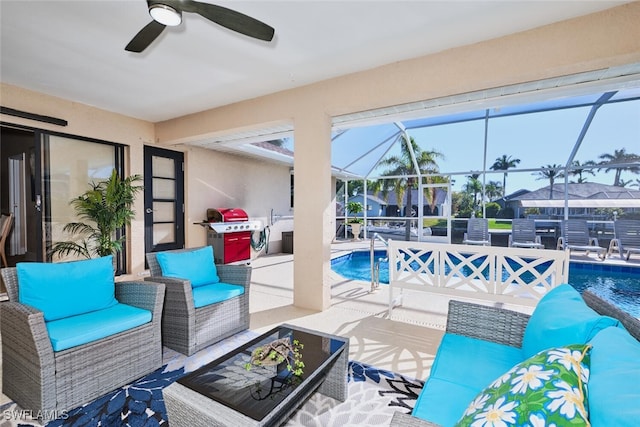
1 330 423 426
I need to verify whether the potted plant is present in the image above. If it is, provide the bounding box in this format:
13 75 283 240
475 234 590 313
50 169 143 261
245 337 305 375
346 201 364 240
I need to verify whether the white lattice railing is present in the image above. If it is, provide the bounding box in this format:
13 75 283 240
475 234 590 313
389 240 570 314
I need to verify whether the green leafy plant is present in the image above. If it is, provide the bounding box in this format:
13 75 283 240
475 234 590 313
484 202 501 218
346 201 364 224
245 337 305 377
50 169 143 260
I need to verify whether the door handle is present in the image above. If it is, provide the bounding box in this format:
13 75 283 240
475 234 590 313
145 208 153 214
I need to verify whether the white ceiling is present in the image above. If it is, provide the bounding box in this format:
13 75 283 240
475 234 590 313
0 1 631 123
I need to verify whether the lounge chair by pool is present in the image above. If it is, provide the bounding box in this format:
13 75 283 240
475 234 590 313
608 219 640 260
557 219 606 260
509 218 544 249
463 218 491 246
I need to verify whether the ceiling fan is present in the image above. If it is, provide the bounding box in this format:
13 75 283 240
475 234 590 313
125 0 275 53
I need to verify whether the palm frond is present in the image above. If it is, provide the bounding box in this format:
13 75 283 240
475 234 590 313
49 169 143 261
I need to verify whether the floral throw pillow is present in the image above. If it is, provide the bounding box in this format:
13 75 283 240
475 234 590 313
455 344 591 427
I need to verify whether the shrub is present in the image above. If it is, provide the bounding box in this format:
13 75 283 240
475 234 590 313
485 202 501 218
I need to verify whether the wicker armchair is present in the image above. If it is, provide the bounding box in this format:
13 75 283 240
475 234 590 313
0 267 165 414
146 246 251 356
390 290 640 426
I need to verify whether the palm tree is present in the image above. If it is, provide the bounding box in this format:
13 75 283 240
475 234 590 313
377 135 442 240
485 180 503 201
422 174 451 214
50 170 143 260
534 164 564 199
569 160 596 183
490 154 520 197
597 148 640 186
464 174 483 211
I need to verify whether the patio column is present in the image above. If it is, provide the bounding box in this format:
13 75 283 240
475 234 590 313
293 110 332 311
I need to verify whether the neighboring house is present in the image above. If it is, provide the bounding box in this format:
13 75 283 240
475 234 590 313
339 189 447 218
338 194 388 218
508 183 640 219
497 189 531 210
383 189 448 217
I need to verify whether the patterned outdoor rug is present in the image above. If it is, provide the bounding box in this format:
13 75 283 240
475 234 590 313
1 330 423 427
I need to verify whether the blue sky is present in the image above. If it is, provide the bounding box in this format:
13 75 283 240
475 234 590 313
283 95 639 194
407 99 640 193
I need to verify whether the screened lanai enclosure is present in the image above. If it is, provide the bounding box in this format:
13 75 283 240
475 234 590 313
187 65 640 248
328 71 640 246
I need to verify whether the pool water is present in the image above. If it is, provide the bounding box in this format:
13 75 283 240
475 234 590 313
331 250 640 317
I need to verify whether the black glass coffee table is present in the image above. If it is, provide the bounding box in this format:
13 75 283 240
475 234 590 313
163 324 349 427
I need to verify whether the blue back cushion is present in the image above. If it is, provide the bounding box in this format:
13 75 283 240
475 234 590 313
156 246 220 288
522 284 619 358
588 326 640 427
17 256 117 322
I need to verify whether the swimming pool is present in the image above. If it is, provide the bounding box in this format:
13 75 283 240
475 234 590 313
331 250 640 317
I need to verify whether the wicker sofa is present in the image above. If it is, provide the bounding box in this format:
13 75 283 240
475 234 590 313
0 256 165 414
391 286 640 427
146 246 251 356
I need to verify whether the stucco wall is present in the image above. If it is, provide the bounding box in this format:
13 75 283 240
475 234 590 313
0 85 292 275
183 146 292 253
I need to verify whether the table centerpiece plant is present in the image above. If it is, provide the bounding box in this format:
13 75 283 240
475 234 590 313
245 336 305 377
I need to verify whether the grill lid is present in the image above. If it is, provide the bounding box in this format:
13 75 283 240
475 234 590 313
207 208 248 223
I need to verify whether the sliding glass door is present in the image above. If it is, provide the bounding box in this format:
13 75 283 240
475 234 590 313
42 134 125 271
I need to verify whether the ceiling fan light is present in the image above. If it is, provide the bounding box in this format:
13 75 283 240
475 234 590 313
149 4 182 26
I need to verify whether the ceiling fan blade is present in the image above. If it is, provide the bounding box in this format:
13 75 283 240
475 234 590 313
125 20 167 52
189 1 274 42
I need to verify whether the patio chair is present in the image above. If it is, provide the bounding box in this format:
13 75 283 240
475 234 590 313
0 213 13 267
462 218 491 246
608 219 640 260
556 219 606 260
146 246 251 356
0 256 165 414
508 218 544 249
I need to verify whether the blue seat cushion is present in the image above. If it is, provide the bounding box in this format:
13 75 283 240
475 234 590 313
192 282 245 308
156 246 219 288
429 333 523 391
588 326 640 427
412 333 523 426
17 256 117 321
522 284 619 358
413 378 479 427
46 303 152 352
